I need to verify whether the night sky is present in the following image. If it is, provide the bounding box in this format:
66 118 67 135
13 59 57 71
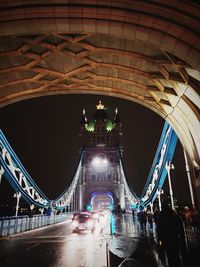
0 94 191 207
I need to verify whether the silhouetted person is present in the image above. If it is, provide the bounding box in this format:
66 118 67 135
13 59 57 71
156 202 188 267
153 207 160 226
183 206 191 225
137 206 147 231
146 209 153 230
191 204 200 228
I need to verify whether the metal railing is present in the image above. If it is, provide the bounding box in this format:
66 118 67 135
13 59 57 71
0 213 72 237
184 223 200 261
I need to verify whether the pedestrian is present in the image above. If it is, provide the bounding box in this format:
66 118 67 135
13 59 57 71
137 206 147 231
146 209 153 230
183 206 191 225
191 204 200 228
153 207 160 225
156 201 188 267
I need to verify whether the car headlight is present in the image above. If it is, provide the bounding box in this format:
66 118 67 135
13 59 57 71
72 220 78 227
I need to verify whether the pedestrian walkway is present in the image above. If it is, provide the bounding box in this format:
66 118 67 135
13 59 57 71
107 213 199 267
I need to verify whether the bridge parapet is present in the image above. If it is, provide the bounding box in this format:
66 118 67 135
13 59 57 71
0 213 72 237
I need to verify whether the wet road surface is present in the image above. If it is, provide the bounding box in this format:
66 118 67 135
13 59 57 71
0 217 109 267
0 213 198 267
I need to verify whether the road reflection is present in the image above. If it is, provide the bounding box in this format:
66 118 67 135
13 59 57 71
53 215 109 267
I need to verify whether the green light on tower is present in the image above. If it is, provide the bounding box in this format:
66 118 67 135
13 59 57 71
106 120 113 131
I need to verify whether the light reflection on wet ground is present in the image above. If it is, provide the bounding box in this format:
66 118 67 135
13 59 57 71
108 214 166 267
0 213 198 266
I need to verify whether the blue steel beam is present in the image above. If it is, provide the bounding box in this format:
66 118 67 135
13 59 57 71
0 120 177 211
0 129 81 210
139 122 178 207
0 130 50 208
118 122 177 208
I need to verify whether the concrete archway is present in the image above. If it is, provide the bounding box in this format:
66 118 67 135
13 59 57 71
90 191 114 211
0 1 199 204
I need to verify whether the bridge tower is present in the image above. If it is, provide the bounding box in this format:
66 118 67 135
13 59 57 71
79 101 126 212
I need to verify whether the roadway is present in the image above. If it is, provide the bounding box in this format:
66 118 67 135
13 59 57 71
0 213 197 267
0 216 109 267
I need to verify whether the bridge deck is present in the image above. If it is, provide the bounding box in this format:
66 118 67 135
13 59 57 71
0 213 199 267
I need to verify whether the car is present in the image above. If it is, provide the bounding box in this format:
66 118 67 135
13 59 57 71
72 212 95 233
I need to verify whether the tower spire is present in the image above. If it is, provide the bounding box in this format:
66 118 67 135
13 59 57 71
96 100 104 110
114 107 120 123
80 108 87 125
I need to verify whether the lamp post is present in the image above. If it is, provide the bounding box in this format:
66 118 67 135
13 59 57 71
157 188 164 211
29 204 34 217
14 192 21 217
0 166 4 184
39 208 44 215
166 161 175 210
183 150 195 206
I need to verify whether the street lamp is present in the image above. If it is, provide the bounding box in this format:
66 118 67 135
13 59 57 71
165 161 175 210
157 188 164 211
14 191 21 217
0 166 4 184
183 150 195 206
39 208 44 215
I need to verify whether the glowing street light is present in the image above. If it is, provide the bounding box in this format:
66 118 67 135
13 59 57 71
165 161 175 210
157 188 164 211
183 150 195 206
14 191 21 217
0 166 4 184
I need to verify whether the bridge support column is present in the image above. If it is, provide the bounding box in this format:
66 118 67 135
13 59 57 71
71 194 74 212
76 193 78 212
119 184 125 210
73 193 77 212
79 184 84 211
74 193 76 212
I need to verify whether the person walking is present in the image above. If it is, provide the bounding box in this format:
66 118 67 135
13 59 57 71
183 206 192 225
156 201 188 267
146 209 153 230
137 206 147 231
191 205 200 228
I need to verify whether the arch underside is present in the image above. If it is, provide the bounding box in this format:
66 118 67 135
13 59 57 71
0 1 199 170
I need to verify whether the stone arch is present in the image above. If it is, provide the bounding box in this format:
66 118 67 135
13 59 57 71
0 1 199 201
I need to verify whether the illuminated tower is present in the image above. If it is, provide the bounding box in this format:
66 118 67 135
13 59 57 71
79 101 125 211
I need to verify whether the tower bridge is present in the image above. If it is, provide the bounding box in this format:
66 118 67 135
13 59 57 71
0 101 178 215
0 2 199 265
79 101 135 211
0 0 199 210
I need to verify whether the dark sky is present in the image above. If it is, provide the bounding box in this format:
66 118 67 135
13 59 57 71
0 94 191 206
